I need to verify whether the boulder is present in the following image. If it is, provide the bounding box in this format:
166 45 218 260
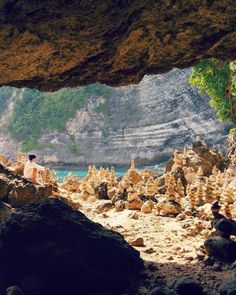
166 141 228 176
112 190 128 203
141 201 153 213
94 182 109 199
0 198 143 295
126 199 143 210
95 200 114 213
127 170 142 184
130 237 145 247
8 183 53 207
0 164 53 207
115 200 125 212
173 277 204 295
212 218 236 238
204 237 236 263
159 200 182 216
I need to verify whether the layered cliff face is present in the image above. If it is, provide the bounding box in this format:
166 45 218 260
0 1 235 90
0 68 229 166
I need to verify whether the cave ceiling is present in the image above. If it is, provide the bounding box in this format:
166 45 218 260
0 0 236 91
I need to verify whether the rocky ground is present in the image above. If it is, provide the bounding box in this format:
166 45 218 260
0 140 236 295
76 198 231 295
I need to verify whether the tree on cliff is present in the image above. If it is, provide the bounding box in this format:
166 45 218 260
190 59 236 157
190 59 236 129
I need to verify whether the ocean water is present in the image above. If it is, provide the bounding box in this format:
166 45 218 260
55 165 165 182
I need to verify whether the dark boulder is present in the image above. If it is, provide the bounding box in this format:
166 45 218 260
173 277 204 295
94 181 109 199
204 237 236 263
212 218 236 238
112 189 128 204
0 198 143 295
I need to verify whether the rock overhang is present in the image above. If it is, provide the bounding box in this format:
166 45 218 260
0 0 236 91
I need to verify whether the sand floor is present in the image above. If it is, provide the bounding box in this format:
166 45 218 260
79 198 232 295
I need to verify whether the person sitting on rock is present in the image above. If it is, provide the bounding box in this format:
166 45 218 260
23 154 47 183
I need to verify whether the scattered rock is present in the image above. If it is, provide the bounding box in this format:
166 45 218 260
129 212 139 220
95 200 114 213
141 201 153 213
144 248 155 254
173 277 204 295
204 237 236 263
115 200 125 212
159 200 182 216
131 237 145 247
212 218 236 238
87 196 97 202
126 199 143 210
94 182 109 200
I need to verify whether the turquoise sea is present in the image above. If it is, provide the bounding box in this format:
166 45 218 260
55 165 165 182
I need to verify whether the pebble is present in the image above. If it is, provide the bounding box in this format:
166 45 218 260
131 237 145 247
167 256 174 260
145 248 155 254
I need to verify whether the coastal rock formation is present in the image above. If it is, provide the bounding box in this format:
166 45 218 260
0 198 143 295
0 1 235 90
0 69 229 166
166 140 228 176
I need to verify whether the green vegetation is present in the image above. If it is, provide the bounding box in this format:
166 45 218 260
0 87 14 116
94 101 110 115
67 144 83 157
190 59 236 126
7 83 112 152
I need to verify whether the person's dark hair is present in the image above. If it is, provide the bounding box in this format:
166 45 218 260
29 154 36 161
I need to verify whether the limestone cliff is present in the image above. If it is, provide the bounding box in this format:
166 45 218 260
0 68 229 166
0 1 235 90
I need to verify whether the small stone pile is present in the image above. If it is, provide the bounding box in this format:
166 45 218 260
59 140 235 227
